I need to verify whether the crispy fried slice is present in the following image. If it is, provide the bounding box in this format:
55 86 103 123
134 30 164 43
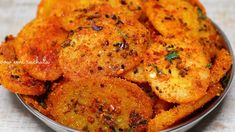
148 83 223 131
21 95 50 116
144 0 200 37
14 16 67 81
197 16 226 60
144 0 225 61
0 37 46 95
210 49 233 84
145 37 210 103
59 5 149 80
47 77 153 131
37 0 143 18
37 0 106 17
122 61 147 83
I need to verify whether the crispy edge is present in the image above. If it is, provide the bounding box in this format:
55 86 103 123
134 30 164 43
122 62 147 83
15 16 67 81
147 83 223 131
21 95 50 116
0 38 46 95
210 49 233 84
188 0 206 14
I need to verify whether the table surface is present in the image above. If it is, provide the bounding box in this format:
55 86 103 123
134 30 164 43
0 0 234 132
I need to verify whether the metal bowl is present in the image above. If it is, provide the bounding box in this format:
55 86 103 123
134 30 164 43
16 22 234 132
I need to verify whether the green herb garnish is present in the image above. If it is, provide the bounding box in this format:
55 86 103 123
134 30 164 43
165 51 179 61
206 63 212 68
220 65 232 88
149 64 163 75
198 8 207 20
117 29 128 39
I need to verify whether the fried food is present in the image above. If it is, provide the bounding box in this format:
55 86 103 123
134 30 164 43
210 49 232 84
37 0 144 18
0 0 233 131
122 60 147 83
38 0 106 17
21 95 50 116
153 98 173 115
148 83 223 131
145 37 210 103
14 16 67 81
47 77 153 131
144 0 201 37
0 37 46 95
59 5 149 80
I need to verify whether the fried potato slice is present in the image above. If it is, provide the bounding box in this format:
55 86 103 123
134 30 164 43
37 0 144 18
145 37 210 103
144 0 201 37
59 5 149 80
122 60 147 83
148 83 223 131
47 77 153 131
0 37 46 95
210 49 232 84
14 16 67 81
196 15 226 60
144 0 226 61
37 0 106 17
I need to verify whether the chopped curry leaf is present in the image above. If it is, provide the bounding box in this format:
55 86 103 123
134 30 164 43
198 8 207 20
150 64 163 75
220 65 232 88
206 63 212 68
117 29 128 39
165 51 179 61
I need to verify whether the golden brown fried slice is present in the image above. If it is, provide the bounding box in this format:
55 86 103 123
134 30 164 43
210 49 232 84
59 5 149 80
147 83 223 131
196 14 226 60
37 0 106 17
0 37 46 95
144 0 201 37
122 61 147 83
37 0 143 18
47 77 153 131
15 16 67 81
145 37 210 103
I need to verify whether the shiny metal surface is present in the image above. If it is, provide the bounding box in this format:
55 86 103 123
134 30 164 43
16 22 235 132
